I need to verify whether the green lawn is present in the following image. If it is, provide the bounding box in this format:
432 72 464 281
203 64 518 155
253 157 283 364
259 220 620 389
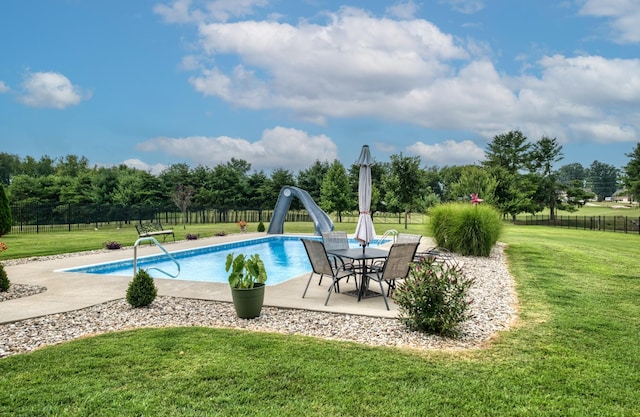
0 224 639 415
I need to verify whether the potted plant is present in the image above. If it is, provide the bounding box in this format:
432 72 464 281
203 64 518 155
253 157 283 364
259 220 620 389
225 252 268 318
237 220 248 233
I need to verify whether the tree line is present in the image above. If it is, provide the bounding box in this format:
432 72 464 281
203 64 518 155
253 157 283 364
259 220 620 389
1 130 638 225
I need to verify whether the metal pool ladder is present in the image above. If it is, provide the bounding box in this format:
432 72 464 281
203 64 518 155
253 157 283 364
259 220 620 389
377 229 398 245
133 237 181 278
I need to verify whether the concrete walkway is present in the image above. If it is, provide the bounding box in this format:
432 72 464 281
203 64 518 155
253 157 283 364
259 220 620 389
0 233 426 324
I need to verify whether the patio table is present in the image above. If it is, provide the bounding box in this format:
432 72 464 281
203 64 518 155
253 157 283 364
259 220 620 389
326 247 389 301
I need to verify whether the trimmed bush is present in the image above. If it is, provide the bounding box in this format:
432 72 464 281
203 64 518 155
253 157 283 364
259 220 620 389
0 185 11 236
429 203 502 256
257 221 266 232
0 264 9 292
126 269 157 308
394 257 474 337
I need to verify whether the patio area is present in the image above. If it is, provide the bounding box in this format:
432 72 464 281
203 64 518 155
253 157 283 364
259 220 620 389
0 232 424 324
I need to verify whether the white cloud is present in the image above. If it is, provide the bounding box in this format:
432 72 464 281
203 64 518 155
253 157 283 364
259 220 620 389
407 140 485 166
154 0 268 23
122 159 168 175
153 0 199 23
438 0 485 14
18 71 88 109
169 5 640 151
385 1 420 19
579 0 640 43
513 54 640 143
190 7 469 121
0 81 9 93
136 126 338 171
569 122 637 143
204 0 269 22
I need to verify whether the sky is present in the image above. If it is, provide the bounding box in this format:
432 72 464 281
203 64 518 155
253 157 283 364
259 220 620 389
1 0 639 175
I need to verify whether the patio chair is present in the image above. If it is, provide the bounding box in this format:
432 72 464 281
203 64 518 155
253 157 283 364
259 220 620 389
321 231 355 271
364 242 419 310
372 233 422 271
395 233 422 244
301 239 357 305
415 246 459 269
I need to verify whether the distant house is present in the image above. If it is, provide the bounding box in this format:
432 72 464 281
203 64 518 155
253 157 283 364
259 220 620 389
612 190 631 203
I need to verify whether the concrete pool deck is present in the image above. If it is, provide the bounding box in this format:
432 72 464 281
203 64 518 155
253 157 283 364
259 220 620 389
0 233 434 324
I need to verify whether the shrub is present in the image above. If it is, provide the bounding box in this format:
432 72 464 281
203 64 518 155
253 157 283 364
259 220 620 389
394 257 474 337
0 185 11 236
429 203 502 256
186 233 198 240
257 221 266 232
126 269 157 308
0 264 9 292
104 241 122 250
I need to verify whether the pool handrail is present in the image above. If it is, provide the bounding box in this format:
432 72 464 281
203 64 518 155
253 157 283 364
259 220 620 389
377 229 398 245
133 237 181 279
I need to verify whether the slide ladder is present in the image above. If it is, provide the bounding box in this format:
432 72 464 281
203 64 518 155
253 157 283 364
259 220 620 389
133 237 180 278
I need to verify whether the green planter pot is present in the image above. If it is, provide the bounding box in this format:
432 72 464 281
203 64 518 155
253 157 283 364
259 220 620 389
230 283 265 319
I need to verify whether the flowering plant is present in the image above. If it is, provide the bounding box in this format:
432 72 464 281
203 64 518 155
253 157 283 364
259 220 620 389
237 220 248 229
104 241 122 250
394 256 474 337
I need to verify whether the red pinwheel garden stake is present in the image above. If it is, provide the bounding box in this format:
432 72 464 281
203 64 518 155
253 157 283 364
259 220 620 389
470 193 483 206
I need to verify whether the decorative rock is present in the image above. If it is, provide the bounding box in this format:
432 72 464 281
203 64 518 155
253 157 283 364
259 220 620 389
0 243 517 358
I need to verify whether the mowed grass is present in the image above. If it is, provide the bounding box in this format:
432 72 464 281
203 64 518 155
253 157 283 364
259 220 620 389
1 224 640 415
0 221 426 260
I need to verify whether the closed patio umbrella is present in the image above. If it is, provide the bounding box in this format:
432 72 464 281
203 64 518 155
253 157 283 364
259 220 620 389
354 145 376 250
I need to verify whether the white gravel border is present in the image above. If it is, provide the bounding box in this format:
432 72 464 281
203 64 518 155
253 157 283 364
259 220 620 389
0 243 518 358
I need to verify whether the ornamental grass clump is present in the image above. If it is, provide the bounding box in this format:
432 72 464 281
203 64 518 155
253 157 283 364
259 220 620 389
430 202 502 256
394 257 474 337
126 269 157 308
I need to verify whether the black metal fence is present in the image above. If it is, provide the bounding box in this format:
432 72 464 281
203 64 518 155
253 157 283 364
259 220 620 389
8 203 282 234
8 203 424 234
516 215 640 234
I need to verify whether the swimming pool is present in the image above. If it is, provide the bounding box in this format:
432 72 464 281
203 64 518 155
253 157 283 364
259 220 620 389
61 235 389 285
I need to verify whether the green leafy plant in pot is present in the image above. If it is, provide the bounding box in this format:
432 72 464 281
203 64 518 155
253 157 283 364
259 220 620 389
226 253 268 319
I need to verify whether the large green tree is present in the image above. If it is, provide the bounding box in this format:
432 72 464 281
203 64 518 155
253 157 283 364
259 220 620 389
269 168 297 209
557 162 587 185
320 160 351 222
482 130 536 220
529 136 564 219
449 165 498 206
0 152 20 186
297 160 329 203
483 130 532 174
622 143 640 202
386 153 425 229
587 160 619 201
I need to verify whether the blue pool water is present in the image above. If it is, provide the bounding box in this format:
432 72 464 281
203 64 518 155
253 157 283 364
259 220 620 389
62 235 388 285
